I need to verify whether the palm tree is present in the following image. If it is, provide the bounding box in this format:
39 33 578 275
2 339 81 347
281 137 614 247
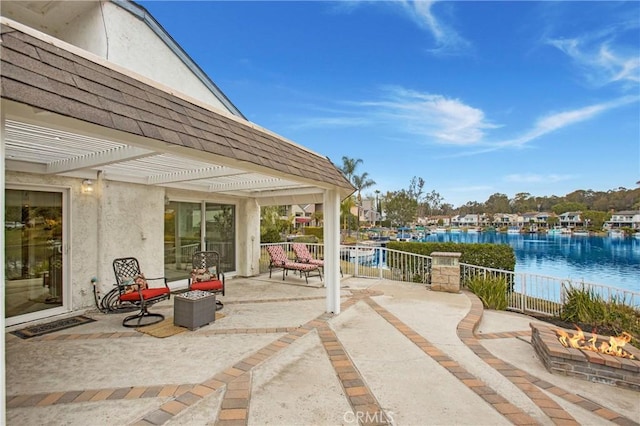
352 172 376 239
340 156 362 182
339 156 362 236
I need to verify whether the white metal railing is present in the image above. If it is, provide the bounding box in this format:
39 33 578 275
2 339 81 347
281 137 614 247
461 263 639 314
259 243 639 316
259 242 431 283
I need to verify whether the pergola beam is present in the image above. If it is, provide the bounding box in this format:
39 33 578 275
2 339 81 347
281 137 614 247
46 145 154 174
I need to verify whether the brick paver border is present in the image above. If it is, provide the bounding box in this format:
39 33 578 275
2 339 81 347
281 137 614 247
8 288 637 426
458 290 638 426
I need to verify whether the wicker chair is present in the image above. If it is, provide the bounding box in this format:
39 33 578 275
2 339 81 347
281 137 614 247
112 257 170 328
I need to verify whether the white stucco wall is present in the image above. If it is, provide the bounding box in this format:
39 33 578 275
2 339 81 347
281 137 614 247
96 179 165 294
100 2 229 112
56 3 108 58
237 198 261 277
5 1 231 114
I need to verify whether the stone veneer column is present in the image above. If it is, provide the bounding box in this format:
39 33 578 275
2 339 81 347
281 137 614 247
430 252 462 293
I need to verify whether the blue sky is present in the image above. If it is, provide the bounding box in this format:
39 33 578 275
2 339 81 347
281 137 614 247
140 1 640 208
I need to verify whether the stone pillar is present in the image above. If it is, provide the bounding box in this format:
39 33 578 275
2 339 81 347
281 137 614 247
430 252 461 293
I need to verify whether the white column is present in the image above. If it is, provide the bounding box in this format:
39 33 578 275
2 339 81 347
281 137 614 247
237 198 260 277
1 106 7 424
323 189 341 314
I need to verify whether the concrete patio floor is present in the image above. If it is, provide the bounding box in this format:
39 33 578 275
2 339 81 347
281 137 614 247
5 274 640 426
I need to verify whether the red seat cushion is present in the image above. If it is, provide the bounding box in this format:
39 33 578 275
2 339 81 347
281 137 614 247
190 279 223 291
120 287 169 302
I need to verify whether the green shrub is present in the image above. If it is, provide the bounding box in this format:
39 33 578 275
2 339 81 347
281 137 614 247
304 227 323 240
260 229 282 243
560 286 640 344
289 235 318 243
466 275 508 310
560 286 605 325
386 242 515 271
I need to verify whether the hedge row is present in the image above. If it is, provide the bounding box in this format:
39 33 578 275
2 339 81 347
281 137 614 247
386 241 516 272
304 227 323 239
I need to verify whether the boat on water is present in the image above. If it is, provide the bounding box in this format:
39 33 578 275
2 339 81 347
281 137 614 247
572 230 590 236
434 227 447 233
466 227 481 233
340 244 376 262
634 232 640 239
395 227 414 242
507 226 521 234
449 227 462 233
608 229 625 238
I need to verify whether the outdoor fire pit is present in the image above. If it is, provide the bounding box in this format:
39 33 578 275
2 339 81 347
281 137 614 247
530 322 640 391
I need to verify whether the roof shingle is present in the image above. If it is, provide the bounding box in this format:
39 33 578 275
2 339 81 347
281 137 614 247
0 23 353 193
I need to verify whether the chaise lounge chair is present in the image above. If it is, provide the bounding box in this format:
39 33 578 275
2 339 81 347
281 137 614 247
292 243 324 271
292 242 342 277
266 245 322 284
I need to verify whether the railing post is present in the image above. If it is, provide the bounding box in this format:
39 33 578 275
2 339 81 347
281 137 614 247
354 246 359 277
430 252 462 293
520 275 526 314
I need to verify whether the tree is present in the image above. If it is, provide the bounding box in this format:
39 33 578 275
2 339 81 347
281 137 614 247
485 193 511 214
552 202 587 215
424 190 443 216
352 172 376 235
407 176 426 218
339 156 362 182
512 192 535 213
581 210 610 230
383 190 417 226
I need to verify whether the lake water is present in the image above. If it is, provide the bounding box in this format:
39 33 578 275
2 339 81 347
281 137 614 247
419 232 640 293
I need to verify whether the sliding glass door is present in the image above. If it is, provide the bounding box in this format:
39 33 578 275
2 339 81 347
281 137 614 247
5 188 66 322
164 201 236 282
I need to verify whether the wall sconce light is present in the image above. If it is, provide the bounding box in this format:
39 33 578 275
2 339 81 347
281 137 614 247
81 179 94 194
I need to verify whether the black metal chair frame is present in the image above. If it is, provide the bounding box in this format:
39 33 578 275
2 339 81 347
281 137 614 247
189 251 226 296
112 257 170 328
189 251 225 310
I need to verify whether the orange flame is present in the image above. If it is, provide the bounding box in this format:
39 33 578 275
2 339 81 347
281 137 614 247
556 326 635 359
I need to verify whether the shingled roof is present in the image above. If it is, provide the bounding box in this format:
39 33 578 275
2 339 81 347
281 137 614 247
0 19 354 198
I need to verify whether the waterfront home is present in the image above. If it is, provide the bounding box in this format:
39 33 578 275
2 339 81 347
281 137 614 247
1 0 353 330
452 214 480 227
558 211 584 230
493 213 518 227
604 210 640 230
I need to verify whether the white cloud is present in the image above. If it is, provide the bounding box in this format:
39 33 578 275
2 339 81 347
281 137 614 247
361 86 499 145
499 95 638 148
547 25 640 88
504 174 575 184
397 0 471 55
287 116 371 130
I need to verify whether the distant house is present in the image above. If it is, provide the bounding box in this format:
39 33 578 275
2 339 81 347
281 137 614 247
453 214 479 227
604 210 640 230
519 212 552 227
558 212 583 229
493 213 518 227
